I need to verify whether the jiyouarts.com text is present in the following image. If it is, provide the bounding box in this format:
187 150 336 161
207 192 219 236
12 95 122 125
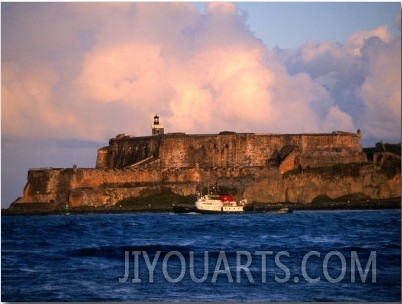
118 250 376 284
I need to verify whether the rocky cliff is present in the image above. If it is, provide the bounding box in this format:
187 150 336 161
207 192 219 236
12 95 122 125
8 131 400 211
244 164 401 203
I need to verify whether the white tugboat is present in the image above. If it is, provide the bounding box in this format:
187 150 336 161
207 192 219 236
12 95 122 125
195 193 247 214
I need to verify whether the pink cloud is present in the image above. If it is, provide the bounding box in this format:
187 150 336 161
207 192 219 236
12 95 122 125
357 37 401 138
282 17 401 140
2 3 399 143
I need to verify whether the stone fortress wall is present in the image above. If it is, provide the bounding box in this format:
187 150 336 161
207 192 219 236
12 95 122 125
96 131 367 173
13 116 400 208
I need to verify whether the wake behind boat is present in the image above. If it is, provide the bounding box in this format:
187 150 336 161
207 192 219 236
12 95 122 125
195 194 247 214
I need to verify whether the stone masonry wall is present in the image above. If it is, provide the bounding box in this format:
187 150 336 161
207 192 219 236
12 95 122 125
15 130 378 208
97 131 366 171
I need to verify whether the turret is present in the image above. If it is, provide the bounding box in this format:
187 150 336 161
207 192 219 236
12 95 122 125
152 114 164 136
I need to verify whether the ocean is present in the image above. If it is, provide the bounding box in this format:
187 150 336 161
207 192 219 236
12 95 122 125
1 210 400 302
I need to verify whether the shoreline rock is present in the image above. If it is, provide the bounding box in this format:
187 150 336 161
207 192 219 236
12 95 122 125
2 197 400 216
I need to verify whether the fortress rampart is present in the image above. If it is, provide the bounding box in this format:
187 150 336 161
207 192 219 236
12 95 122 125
96 131 366 172
11 128 400 209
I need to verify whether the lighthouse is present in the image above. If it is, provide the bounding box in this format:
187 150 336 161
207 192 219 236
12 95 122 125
151 114 164 136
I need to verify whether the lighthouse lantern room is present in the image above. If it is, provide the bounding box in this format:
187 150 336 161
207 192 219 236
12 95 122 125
152 114 164 136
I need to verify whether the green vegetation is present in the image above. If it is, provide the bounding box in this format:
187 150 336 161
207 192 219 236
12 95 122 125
116 188 196 209
283 162 364 178
311 195 333 204
201 185 238 195
384 143 401 156
311 193 370 204
380 159 401 179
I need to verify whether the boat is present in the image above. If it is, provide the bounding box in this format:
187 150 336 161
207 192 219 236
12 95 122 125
64 203 71 216
171 205 197 213
267 207 293 214
243 204 293 213
195 193 247 214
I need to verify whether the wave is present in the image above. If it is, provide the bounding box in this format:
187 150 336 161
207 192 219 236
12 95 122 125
64 244 257 261
19 268 38 273
66 244 197 259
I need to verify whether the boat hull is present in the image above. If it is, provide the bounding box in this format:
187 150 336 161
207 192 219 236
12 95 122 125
172 204 293 214
172 205 243 214
195 208 244 214
172 205 197 213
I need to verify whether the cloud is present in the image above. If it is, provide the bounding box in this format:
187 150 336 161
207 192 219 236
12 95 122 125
395 11 401 31
280 19 401 140
324 106 356 132
357 36 401 138
71 2 352 136
346 25 391 57
2 61 80 139
2 3 400 144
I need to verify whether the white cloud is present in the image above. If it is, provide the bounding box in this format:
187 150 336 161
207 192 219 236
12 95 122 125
2 61 80 139
2 3 400 142
346 25 391 57
324 106 356 132
357 37 401 138
280 16 401 140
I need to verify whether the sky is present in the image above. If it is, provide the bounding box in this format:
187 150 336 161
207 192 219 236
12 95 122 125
1 2 401 208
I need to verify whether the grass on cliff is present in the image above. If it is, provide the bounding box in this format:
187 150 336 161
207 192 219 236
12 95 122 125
284 160 401 179
380 159 401 178
116 188 196 209
283 162 363 178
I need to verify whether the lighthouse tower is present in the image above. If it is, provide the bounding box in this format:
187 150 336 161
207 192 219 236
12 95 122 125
152 114 164 136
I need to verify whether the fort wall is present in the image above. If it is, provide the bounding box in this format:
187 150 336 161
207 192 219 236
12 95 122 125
15 130 397 209
96 131 366 171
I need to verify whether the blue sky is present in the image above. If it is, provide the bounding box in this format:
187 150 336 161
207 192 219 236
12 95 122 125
1 2 401 207
234 2 400 48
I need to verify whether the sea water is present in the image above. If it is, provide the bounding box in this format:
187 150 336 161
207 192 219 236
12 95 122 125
1 210 400 301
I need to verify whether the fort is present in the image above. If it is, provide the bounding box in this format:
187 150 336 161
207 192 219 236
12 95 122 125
7 115 401 212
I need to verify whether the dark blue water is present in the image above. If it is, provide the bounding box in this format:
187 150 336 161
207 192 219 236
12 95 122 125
2 210 400 301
